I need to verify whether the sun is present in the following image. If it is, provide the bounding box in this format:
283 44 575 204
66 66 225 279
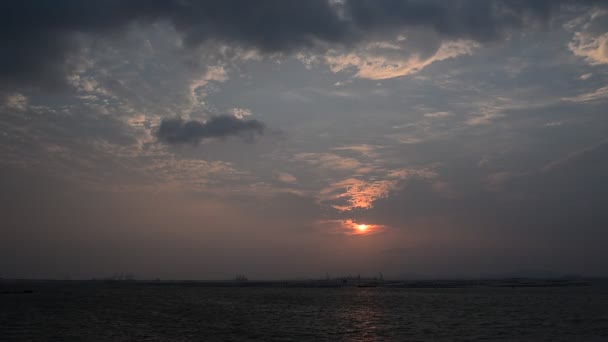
356 224 368 232
328 219 382 235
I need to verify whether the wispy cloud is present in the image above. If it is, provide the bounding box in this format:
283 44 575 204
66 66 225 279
465 105 504 126
325 40 478 80
189 66 229 113
562 86 608 103
331 144 381 157
276 172 297 184
424 111 452 118
320 168 437 211
3 93 27 111
569 32 608 65
294 153 363 172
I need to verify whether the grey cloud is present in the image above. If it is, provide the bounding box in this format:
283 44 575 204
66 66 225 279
1 0 605 89
157 115 264 145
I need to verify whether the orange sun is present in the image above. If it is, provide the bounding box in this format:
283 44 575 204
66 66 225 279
320 219 383 235
356 224 368 232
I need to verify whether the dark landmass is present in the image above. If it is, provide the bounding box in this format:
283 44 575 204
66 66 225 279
143 278 595 288
0 277 600 292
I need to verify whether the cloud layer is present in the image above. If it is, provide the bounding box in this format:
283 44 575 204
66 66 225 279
1 0 604 88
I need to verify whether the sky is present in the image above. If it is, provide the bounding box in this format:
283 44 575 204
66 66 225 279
2 0 608 280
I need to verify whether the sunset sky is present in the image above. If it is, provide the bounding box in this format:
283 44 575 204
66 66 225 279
2 0 608 279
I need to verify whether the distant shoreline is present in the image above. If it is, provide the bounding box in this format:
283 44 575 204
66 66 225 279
1 278 600 289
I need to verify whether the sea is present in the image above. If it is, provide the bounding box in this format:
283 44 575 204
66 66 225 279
2 280 608 341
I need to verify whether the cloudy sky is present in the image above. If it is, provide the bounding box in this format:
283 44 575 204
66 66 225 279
2 0 608 279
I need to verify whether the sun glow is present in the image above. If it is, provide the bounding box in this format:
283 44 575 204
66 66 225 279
348 220 382 235
317 219 383 235
356 224 368 232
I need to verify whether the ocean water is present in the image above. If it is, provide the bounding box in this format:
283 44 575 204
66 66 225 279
2 281 608 341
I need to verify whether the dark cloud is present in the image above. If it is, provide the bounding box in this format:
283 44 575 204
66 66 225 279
0 0 170 89
345 0 539 42
1 0 604 89
156 115 264 145
0 0 344 89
